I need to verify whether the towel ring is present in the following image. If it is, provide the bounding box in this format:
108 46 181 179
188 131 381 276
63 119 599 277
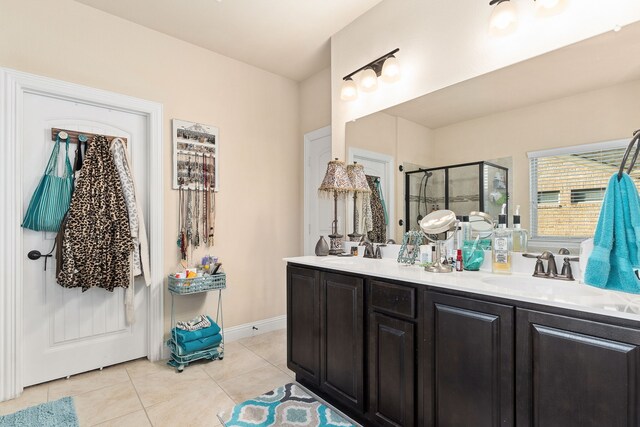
618 129 640 181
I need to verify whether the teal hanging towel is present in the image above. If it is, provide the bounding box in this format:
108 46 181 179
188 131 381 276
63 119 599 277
22 135 73 232
584 173 640 294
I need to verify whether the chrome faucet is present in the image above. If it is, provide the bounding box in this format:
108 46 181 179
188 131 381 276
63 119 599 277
363 242 382 259
523 250 578 281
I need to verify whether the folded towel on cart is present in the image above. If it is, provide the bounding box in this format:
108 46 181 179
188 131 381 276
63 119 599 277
176 314 211 331
176 333 223 354
173 317 221 346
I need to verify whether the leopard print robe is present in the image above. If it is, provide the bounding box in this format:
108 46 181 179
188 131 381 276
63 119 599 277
57 136 133 292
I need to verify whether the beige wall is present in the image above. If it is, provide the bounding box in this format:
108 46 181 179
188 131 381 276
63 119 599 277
431 79 640 230
346 113 433 241
300 67 331 135
0 0 301 333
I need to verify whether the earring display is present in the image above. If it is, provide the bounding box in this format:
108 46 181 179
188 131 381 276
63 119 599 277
173 119 219 191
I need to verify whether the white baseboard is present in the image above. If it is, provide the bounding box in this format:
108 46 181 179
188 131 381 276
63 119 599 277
224 315 287 342
160 315 287 360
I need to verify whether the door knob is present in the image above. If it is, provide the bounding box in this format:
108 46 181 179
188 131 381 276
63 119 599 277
27 250 53 270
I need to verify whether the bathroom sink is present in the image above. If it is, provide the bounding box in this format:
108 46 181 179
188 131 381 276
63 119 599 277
318 257 360 266
480 276 603 298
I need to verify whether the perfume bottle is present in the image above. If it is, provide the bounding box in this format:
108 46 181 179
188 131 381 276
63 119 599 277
512 205 529 253
492 204 512 274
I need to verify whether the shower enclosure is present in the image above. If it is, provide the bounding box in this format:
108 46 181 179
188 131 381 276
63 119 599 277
404 161 509 232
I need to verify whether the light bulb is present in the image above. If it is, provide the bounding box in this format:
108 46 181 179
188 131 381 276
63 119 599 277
359 68 378 92
340 78 358 101
381 56 401 83
489 0 517 33
536 0 560 9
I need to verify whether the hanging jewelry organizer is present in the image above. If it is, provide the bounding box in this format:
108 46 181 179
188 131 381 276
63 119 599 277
172 119 219 191
173 119 219 257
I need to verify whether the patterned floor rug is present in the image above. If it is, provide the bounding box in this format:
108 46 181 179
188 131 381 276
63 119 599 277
218 383 355 427
0 397 78 427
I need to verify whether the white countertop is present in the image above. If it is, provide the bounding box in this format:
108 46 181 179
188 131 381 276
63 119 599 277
284 256 640 323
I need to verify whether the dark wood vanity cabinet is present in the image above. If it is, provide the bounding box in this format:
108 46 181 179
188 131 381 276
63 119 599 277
368 280 418 427
516 309 640 427
319 271 365 412
287 263 640 427
423 292 514 427
287 266 365 413
287 265 321 385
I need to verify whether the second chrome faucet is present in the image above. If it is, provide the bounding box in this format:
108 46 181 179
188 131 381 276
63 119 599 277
523 250 579 281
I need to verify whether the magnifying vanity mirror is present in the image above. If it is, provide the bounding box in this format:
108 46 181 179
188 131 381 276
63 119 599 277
420 210 457 273
469 211 494 238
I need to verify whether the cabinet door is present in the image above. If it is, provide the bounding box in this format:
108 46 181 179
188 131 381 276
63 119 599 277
369 312 415 427
424 292 514 427
516 309 640 427
320 272 365 412
287 266 320 385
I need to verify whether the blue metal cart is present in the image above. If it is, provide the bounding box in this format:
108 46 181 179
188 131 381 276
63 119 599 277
167 273 225 372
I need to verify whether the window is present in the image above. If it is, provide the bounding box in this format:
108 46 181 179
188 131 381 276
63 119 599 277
570 188 606 204
529 140 640 240
537 190 560 205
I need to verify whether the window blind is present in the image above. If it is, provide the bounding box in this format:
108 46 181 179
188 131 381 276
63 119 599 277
529 141 640 239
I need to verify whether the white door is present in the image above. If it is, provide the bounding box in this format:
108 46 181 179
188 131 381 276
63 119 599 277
22 92 149 386
304 127 342 255
349 148 395 241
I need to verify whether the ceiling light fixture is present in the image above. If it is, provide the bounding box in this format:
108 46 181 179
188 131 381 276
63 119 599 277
489 0 563 34
340 48 400 101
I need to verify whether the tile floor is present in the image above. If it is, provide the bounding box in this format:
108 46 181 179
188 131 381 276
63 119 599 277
0 329 294 427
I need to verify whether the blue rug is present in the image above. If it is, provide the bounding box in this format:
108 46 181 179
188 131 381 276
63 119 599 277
218 383 354 427
0 397 78 427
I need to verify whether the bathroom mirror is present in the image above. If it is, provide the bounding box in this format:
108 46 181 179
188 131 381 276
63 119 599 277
344 22 640 238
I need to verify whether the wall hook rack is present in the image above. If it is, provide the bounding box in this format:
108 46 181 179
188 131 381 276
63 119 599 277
51 127 128 145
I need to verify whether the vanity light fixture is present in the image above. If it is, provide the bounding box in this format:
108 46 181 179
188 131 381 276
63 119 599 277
340 78 358 101
489 0 563 34
489 0 518 33
340 48 400 101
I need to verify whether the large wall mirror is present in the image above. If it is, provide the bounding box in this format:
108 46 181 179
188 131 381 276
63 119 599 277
343 22 640 244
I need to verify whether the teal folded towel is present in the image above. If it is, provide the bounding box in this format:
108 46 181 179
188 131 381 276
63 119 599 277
176 333 222 354
173 317 221 346
584 173 640 294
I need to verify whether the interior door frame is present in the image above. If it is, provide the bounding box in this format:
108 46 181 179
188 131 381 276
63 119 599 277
0 67 164 401
303 125 331 255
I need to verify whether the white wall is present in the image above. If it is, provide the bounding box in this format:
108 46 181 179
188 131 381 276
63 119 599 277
331 0 640 157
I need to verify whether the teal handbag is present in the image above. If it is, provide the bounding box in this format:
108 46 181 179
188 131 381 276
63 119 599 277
22 135 73 232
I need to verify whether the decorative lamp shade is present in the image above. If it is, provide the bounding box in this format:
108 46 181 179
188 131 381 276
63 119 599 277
319 159 353 194
347 162 371 194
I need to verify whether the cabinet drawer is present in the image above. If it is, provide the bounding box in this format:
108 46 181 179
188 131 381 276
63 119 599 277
370 280 416 319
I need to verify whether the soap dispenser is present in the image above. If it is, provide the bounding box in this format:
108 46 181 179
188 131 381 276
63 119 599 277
512 205 529 253
492 204 512 274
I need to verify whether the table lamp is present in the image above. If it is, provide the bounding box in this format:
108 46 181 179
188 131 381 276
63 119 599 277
319 158 353 255
346 162 371 241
